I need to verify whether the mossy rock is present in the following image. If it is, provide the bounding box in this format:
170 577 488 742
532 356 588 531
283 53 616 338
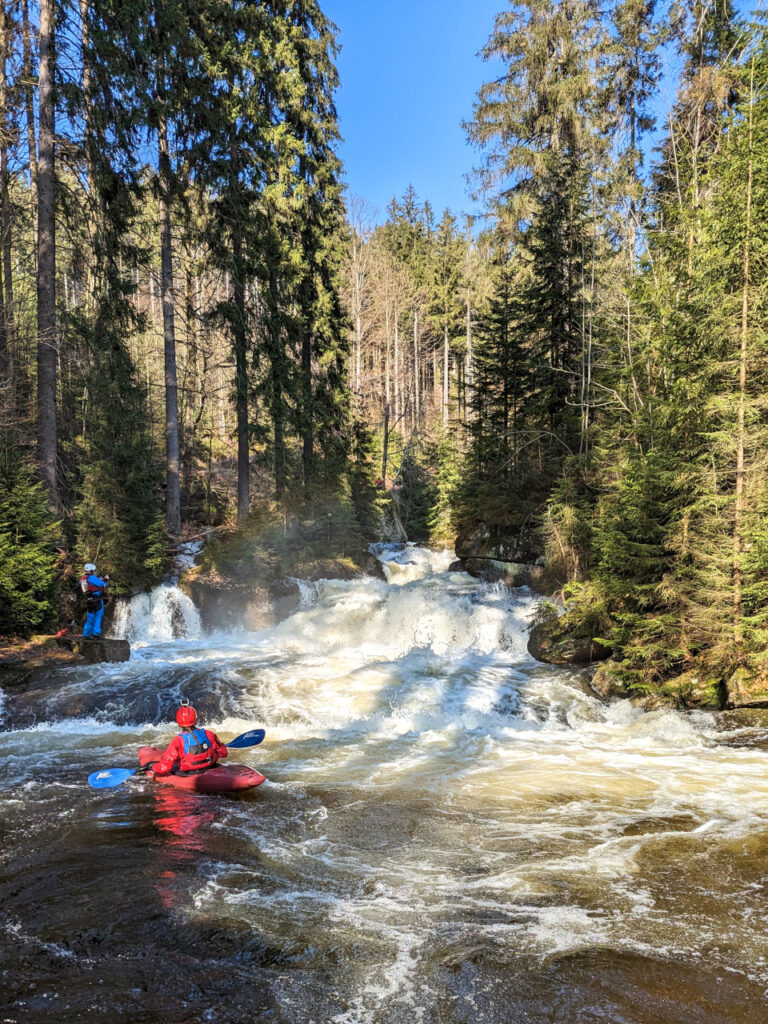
659 671 727 710
463 557 540 588
528 615 611 666
455 522 541 564
590 661 632 699
726 666 768 709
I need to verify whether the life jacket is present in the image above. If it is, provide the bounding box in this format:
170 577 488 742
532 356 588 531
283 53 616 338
178 728 216 771
80 574 104 612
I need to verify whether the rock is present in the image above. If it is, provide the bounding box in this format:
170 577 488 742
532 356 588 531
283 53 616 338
725 666 768 709
591 663 728 709
590 661 629 699
448 560 463 572
268 577 301 599
58 636 130 664
455 522 541 564
528 617 611 666
463 557 542 589
183 579 289 632
659 671 727 710
455 523 491 559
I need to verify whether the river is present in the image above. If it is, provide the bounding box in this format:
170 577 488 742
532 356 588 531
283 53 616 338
2 545 768 1023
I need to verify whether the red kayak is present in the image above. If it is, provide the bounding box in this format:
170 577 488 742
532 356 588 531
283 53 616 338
138 746 266 794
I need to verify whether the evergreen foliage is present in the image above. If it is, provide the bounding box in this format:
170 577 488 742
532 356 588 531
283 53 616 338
0 442 57 636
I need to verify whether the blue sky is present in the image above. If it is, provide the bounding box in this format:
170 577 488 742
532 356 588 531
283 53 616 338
323 0 757 225
323 0 501 222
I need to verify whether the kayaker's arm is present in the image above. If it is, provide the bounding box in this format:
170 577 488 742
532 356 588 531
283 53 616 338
207 730 229 760
151 736 183 776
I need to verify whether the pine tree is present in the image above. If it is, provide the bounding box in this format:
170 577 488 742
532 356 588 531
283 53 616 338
461 240 537 532
37 0 57 510
429 210 464 425
0 439 57 636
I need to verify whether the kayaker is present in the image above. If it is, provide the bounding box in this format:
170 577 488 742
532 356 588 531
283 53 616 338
151 703 229 776
80 562 110 638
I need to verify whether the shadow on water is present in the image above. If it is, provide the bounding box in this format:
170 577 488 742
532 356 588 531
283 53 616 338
0 783 340 1024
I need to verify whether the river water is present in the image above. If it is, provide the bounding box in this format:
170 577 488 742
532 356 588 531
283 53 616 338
2 546 768 1023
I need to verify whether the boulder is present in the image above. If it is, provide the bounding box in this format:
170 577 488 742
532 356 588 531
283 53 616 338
57 636 130 664
590 661 630 699
455 522 541 565
659 671 727 710
463 557 541 588
183 579 290 632
591 662 728 709
725 666 768 709
528 617 611 666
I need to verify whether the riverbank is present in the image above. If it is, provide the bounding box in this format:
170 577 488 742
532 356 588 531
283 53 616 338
450 518 768 712
525 603 768 711
0 635 130 686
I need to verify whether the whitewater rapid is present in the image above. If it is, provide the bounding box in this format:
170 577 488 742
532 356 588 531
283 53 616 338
2 545 768 1023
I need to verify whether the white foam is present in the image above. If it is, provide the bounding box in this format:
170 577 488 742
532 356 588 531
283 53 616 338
112 584 202 642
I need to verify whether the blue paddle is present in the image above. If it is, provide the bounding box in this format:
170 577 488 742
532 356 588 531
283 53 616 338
226 728 266 749
87 728 266 789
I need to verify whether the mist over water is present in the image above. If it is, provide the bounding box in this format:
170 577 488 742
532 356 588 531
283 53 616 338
2 545 768 1023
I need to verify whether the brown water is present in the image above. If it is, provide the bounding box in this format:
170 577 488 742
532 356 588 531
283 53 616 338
2 546 767 1023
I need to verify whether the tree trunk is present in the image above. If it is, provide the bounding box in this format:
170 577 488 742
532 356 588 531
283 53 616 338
0 1 11 398
413 311 420 424
442 322 449 425
22 0 37 255
382 402 389 483
465 301 472 422
158 116 181 535
733 56 755 638
37 0 58 509
232 220 249 520
384 282 391 409
353 235 361 404
269 269 286 502
302 326 313 496
394 312 400 422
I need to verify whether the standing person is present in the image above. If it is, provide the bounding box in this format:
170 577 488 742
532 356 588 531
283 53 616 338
151 703 228 776
80 562 110 638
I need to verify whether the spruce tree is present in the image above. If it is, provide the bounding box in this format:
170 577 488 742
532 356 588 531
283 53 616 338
0 439 57 636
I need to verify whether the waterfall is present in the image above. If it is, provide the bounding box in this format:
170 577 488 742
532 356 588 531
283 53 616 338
112 584 202 642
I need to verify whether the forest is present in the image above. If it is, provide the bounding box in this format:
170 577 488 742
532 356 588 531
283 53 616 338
2 0 768 699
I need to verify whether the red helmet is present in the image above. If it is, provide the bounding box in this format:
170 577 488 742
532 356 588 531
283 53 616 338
176 705 197 727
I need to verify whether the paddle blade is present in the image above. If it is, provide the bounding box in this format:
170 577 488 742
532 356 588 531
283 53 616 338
88 767 136 789
227 728 265 749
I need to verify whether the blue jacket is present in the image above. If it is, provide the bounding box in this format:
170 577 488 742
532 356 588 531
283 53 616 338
86 574 108 597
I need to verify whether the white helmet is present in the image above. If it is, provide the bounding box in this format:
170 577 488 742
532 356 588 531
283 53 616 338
84 562 96 572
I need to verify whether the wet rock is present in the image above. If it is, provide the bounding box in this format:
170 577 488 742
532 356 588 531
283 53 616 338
528 617 611 666
183 579 288 632
58 636 131 664
269 577 301 599
455 521 541 564
725 665 768 708
590 661 631 699
591 662 728 709
448 560 463 572
463 557 542 588
659 670 727 709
